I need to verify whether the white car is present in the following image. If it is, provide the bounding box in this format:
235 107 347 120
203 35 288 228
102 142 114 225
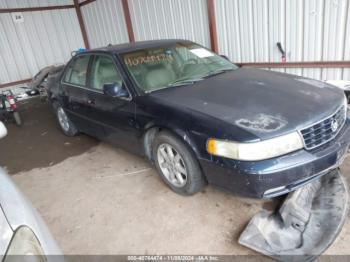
0 122 61 260
0 121 7 139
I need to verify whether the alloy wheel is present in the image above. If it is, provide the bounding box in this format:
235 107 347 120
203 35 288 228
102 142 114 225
157 143 188 187
57 107 70 132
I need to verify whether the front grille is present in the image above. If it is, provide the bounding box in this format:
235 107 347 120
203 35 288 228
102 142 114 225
300 105 346 150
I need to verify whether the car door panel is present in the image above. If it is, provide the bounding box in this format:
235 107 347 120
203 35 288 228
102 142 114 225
84 54 141 153
59 84 91 133
59 55 93 133
85 92 140 152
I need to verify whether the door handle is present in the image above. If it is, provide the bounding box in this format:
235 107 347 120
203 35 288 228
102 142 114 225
87 99 95 105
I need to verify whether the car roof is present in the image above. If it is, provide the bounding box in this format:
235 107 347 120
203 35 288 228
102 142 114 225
86 39 194 54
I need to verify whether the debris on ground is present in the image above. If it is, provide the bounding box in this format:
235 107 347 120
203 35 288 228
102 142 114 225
239 169 348 261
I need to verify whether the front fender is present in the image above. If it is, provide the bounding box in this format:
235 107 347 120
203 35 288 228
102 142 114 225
143 121 203 160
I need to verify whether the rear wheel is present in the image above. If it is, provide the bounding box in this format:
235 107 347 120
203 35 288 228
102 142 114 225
54 103 78 136
152 131 206 195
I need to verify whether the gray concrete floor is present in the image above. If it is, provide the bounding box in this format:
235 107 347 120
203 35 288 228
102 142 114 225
10 143 350 255
11 143 260 254
2 98 350 255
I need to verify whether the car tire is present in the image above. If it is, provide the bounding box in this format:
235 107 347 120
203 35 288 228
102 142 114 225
152 131 206 195
53 102 78 137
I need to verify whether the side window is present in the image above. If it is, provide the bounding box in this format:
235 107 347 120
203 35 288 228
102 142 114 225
90 55 123 91
64 55 90 86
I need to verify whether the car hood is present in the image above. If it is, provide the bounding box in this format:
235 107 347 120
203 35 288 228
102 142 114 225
149 68 345 141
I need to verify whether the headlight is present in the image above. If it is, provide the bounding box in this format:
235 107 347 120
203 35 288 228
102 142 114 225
207 132 303 161
4 226 45 261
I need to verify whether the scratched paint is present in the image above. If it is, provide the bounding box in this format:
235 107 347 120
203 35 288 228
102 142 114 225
295 78 331 89
298 89 322 100
247 80 266 86
236 114 287 132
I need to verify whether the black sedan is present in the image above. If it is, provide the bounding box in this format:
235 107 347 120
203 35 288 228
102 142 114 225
48 39 350 198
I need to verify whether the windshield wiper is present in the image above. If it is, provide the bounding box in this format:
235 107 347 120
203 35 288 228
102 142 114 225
203 68 235 79
164 68 234 89
167 77 204 87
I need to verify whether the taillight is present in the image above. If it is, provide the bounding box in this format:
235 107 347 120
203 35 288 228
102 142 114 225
7 95 16 109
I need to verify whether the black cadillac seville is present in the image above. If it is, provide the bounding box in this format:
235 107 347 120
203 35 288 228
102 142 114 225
48 39 350 198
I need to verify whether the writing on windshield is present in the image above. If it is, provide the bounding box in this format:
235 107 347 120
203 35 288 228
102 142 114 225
124 54 174 67
122 43 237 93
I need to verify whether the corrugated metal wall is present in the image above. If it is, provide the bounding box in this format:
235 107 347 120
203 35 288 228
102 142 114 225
128 0 210 48
81 0 129 48
0 0 85 85
215 0 350 80
1 0 350 85
81 0 211 48
344 0 350 80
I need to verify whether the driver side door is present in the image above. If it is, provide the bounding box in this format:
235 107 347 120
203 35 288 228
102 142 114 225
84 54 140 152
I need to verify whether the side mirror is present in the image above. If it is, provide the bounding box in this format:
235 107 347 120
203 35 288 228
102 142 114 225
220 55 230 61
103 82 129 98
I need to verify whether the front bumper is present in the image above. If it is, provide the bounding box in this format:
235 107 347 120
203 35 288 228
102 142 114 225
200 119 350 199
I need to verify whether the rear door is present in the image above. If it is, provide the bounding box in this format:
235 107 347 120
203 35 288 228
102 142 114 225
60 54 92 133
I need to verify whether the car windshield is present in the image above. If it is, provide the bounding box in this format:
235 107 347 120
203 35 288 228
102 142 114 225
122 43 237 93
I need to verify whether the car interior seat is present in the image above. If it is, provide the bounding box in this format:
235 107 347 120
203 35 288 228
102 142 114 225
144 65 176 91
70 68 86 86
93 58 121 90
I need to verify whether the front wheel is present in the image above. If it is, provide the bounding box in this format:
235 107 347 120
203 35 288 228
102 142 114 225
54 103 78 136
152 131 206 195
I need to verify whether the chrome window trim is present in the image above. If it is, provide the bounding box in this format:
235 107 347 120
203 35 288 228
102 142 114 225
60 82 132 101
60 82 102 94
